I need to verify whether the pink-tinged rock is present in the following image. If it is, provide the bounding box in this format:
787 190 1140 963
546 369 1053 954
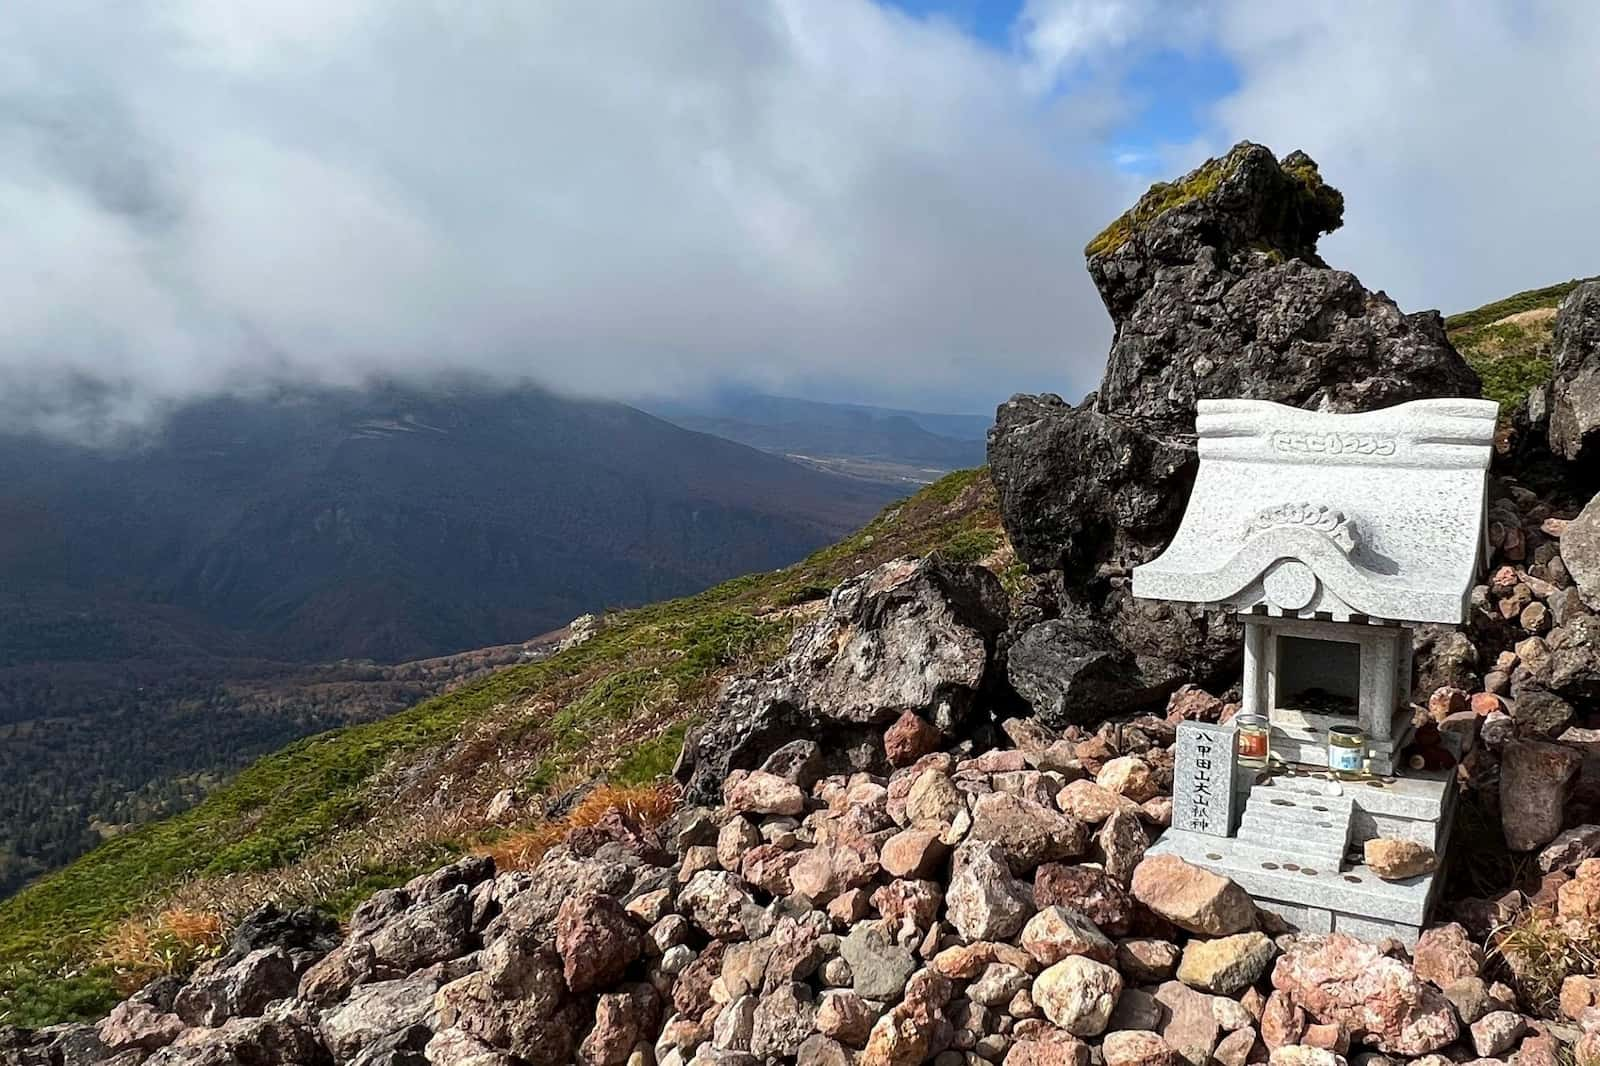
1167 684 1225 723
1562 974 1600 1020
1031 956 1124 1036
789 837 881 904
1006 1031 1091 1066
1412 923 1483 986
883 711 942 767
554 891 641 994
1471 690 1505 716
740 844 799 897
1469 1009 1525 1057
1299 1022 1347 1053
1033 863 1137 937
1096 756 1159 802
1131 854 1255 936
1116 938 1180 983
946 841 1034 941
724 769 807 816
579 984 660 1066
98 1001 186 1053
1094 809 1149 887
1055 780 1142 824
1019 906 1115 966
1270 933 1459 1056
1559 857 1600 919
717 816 761 870
1141 795 1174 827
968 791 1086 872
816 989 877 1047
1260 990 1306 1050
1103 1029 1180 1066
826 887 872 924
1538 824 1600 873
872 879 943 933
1212 1026 1258 1066
1155 980 1220 1066
960 749 1029 774
1501 740 1582 851
879 827 949 879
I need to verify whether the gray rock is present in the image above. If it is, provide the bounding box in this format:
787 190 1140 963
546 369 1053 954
369 887 476 973
172 947 298 1027
320 974 439 1061
1566 494 1600 610
750 982 817 1059
840 923 916 1002
676 555 1007 803
946 842 1035 942
1550 281 1600 464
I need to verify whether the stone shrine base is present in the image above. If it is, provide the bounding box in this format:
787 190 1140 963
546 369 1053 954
1145 767 1456 947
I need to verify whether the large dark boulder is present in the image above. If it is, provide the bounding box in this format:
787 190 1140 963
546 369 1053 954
1550 280 1600 465
990 142 1482 726
674 555 1008 804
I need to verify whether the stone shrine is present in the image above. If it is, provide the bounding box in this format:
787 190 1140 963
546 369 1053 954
1135 397 1499 943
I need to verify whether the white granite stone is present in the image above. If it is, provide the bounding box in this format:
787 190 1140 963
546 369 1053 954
1173 722 1239 837
1132 398 1497 624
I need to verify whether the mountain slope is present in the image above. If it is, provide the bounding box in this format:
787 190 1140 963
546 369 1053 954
0 469 1005 1027
0 384 899 664
1447 276 1596 409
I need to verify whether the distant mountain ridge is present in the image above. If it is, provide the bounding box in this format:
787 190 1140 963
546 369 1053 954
0 383 899 664
645 390 988 486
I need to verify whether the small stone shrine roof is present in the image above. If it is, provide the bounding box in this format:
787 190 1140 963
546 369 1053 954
1133 398 1498 625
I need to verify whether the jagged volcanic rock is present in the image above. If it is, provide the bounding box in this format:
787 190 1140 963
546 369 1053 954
990 142 1482 726
1549 279 1600 465
674 554 1007 805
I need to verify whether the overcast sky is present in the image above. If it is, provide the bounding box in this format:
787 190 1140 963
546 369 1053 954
2 1 1596 436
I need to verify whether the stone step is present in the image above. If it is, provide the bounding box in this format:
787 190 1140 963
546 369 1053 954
1235 826 1349 869
1147 828 1439 927
1237 780 1354 871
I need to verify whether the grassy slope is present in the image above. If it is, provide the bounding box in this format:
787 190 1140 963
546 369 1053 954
0 469 1006 1027
1446 276 1594 410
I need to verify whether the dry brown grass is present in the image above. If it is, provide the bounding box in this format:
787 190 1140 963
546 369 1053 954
1491 910 1600 1017
477 780 680 872
99 907 224 994
477 825 567 873
566 782 679 830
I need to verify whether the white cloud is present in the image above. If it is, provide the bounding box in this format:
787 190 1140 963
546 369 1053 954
1203 1 1600 316
0 0 1126 437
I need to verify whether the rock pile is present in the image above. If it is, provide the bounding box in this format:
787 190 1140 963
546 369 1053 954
9 694 1594 1066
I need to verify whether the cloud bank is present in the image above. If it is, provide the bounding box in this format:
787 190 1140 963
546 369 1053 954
0 1 1127 436
2 0 1597 437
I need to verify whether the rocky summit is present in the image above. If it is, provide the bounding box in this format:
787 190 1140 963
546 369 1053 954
5 142 1600 1066
988 143 1482 726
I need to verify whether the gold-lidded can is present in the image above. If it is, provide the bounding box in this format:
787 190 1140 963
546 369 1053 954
1327 724 1366 779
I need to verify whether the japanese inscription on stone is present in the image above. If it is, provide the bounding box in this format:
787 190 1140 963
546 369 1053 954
1174 721 1239 837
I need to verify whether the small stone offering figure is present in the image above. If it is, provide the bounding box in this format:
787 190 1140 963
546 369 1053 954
1131 396 1497 944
